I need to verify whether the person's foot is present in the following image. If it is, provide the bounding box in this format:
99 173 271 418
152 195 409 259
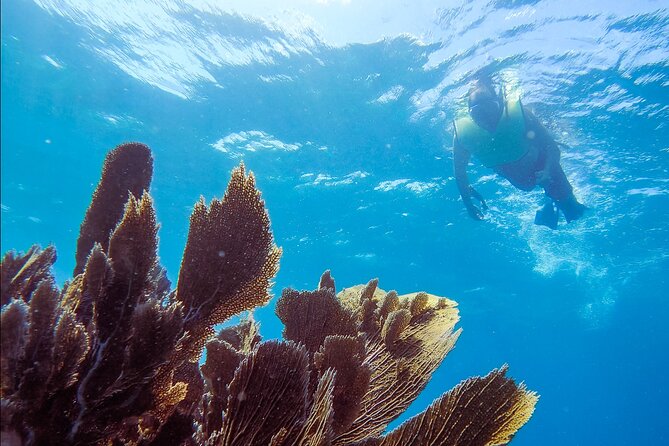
534 200 559 229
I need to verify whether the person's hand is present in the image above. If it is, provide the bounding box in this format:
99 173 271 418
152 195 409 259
465 186 488 220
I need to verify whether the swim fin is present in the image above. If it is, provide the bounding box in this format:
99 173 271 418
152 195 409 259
534 199 559 230
558 197 588 223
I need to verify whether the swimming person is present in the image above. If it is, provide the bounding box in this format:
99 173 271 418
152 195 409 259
452 77 587 229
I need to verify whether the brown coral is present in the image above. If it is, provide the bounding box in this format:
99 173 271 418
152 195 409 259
174 163 281 361
376 366 538 446
74 142 153 276
1 142 537 446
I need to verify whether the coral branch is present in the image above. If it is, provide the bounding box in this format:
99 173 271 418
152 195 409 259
1 245 56 306
0 300 29 397
333 285 462 444
175 164 281 359
96 193 158 340
313 336 370 435
219 341 310 446
377 366 539 446
293 369 336 446
318 270 336 293
17 281 60 404
276 288 357 353
74 142 153 276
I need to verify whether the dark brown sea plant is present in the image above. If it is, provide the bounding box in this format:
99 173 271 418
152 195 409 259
1 142 537 446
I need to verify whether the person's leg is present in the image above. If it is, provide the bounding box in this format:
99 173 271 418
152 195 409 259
544 163 586 222
544 163 572 201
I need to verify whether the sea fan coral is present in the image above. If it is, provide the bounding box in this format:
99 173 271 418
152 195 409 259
1 142 537 445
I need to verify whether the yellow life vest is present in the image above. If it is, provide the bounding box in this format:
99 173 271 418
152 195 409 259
454 98 529 167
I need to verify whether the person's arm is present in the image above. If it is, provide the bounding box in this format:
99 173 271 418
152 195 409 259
453 134 487 220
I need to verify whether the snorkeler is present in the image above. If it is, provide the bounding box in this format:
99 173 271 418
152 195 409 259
452 77 587 229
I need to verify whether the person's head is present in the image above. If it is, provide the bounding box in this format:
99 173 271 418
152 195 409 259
468 79 503 131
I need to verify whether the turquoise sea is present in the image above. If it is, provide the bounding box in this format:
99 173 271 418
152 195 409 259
2 1 668 445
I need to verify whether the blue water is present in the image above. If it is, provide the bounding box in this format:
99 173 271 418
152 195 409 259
2 1 668 444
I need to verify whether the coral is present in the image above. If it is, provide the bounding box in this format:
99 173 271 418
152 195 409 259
1 143 537 445
74 142 153 276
